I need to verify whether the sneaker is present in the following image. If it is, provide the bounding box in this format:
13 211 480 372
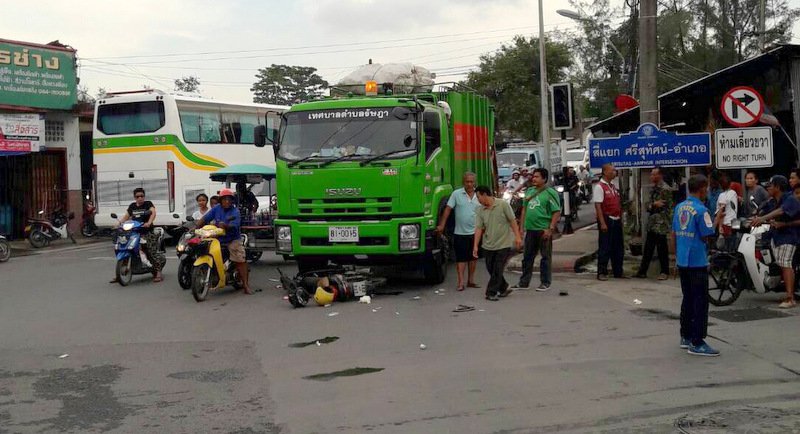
597 274 609 281
508 284 528 290
535 284 550 292
778 300 797 309
687 342 720 357
680 338 691 349
485 294 499 301
658 274 668 281
498 288 514 298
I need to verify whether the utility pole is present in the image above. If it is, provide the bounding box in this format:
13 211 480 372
538 0 550 176
636 0 658 235
759 0 766 52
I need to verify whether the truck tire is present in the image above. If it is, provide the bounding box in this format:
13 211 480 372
422 239 448 284
297 258 327 274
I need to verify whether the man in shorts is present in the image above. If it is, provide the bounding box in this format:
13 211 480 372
196 188 252 295
437 172 480 291
752 175 800 308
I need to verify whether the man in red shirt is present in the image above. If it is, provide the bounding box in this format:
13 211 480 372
593 163 625 280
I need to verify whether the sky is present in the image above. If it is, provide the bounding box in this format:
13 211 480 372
2 0 799 104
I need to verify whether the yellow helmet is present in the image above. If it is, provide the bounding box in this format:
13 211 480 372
314 286 334 306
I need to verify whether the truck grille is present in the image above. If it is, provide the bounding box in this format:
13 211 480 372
301 236 390 247
297 197 393 216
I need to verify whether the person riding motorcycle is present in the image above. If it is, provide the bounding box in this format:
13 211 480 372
110 187 165 283
194 188 253 295
505 171 523 193
565 167 580 212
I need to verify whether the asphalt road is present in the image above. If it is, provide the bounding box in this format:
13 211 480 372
1 240 799 433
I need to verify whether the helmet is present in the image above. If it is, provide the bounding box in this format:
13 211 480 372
314 286 334 306
219 188 235 199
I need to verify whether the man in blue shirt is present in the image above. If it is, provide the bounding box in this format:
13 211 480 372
436 172 480 291
752 175 800 308
196 188 252 295
672 175 724 356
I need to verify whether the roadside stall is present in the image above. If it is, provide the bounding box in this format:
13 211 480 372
210 164 276 262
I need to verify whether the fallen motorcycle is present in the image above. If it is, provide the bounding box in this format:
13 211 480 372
278 267 386 308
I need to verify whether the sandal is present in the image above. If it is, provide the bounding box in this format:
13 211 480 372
778 299 796 309
457 286 465 292
467 282 481 288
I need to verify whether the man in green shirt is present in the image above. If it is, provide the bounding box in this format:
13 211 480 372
511 168 562 292
473 185 523 301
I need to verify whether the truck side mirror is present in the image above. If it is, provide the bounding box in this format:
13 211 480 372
254 125 267 147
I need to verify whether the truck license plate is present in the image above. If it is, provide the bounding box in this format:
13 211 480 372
328 226 359 242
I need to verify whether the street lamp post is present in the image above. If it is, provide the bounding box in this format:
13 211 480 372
538 0 551 175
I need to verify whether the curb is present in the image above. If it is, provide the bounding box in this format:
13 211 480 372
9 238 107 257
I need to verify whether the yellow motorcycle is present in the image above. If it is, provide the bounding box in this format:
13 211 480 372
190 225 247 302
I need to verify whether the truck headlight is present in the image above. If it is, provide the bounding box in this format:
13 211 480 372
399 224 420 251
277 226 292 252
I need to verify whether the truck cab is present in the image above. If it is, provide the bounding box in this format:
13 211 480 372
262 84 495 282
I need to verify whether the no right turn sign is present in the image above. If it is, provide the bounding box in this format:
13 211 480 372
720 86 764 127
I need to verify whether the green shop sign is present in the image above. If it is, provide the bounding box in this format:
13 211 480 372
0 40 77 110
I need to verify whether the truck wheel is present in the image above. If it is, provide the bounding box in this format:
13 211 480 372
297 258 327 274
423 234 448 284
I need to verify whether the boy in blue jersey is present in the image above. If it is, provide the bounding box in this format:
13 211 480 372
672 175 724 356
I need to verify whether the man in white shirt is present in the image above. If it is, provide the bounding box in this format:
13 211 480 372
715 173 738 251
505 171 523 192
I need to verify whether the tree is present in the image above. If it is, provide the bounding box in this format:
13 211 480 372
251 65 328 105
174 76 201 93
77 85 95 104
465 36 572 141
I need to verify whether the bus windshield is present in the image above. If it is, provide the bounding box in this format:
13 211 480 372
278 108 417 161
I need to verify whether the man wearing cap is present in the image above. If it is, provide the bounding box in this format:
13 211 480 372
752 175 800 308
196 188 253 295
673 174 724 356
505 171 523 193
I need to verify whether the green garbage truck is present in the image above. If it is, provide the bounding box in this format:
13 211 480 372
258 82 496 283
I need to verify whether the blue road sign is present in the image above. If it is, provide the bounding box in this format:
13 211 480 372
589 123 711 169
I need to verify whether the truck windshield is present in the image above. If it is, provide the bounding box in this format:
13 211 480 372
278 108 417 161
497 152 530 168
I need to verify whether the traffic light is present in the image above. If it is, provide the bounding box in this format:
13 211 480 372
550 83 573 130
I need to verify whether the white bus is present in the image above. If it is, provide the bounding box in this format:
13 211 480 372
92 89 287 227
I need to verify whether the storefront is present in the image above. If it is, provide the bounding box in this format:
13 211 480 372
0 39 80 238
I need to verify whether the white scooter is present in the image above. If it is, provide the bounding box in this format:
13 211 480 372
708 213 800 306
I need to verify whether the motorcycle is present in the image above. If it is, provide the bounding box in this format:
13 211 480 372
176 218 200 290
502 188 526 220
25 209 76 248
708 215 800 306
190 225 248 302
0 234 10 262
577 180 592 204
81 196 98 237
110 212 166 286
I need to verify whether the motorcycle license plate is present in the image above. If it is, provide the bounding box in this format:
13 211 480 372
328 226 359 243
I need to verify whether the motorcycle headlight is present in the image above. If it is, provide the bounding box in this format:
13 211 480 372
556 186 565 193
177 244 186 253
502 191 512 200
277 226 292 252
122 222 135 231
399 224 420 251
517 192 525 198
578 181 584 186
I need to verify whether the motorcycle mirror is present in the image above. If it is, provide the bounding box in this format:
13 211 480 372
110 213 118 219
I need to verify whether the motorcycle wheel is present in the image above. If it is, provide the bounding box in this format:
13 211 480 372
116 257 132 286
192 264 212 302
246 250 262 263
0 239 10 262
708 255 745 306
29 230 47 249
177 259 192 290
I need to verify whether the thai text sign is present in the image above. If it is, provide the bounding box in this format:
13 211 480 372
715 127 772 169
0 113 44 154
0 40 77 110
589 123 711 169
